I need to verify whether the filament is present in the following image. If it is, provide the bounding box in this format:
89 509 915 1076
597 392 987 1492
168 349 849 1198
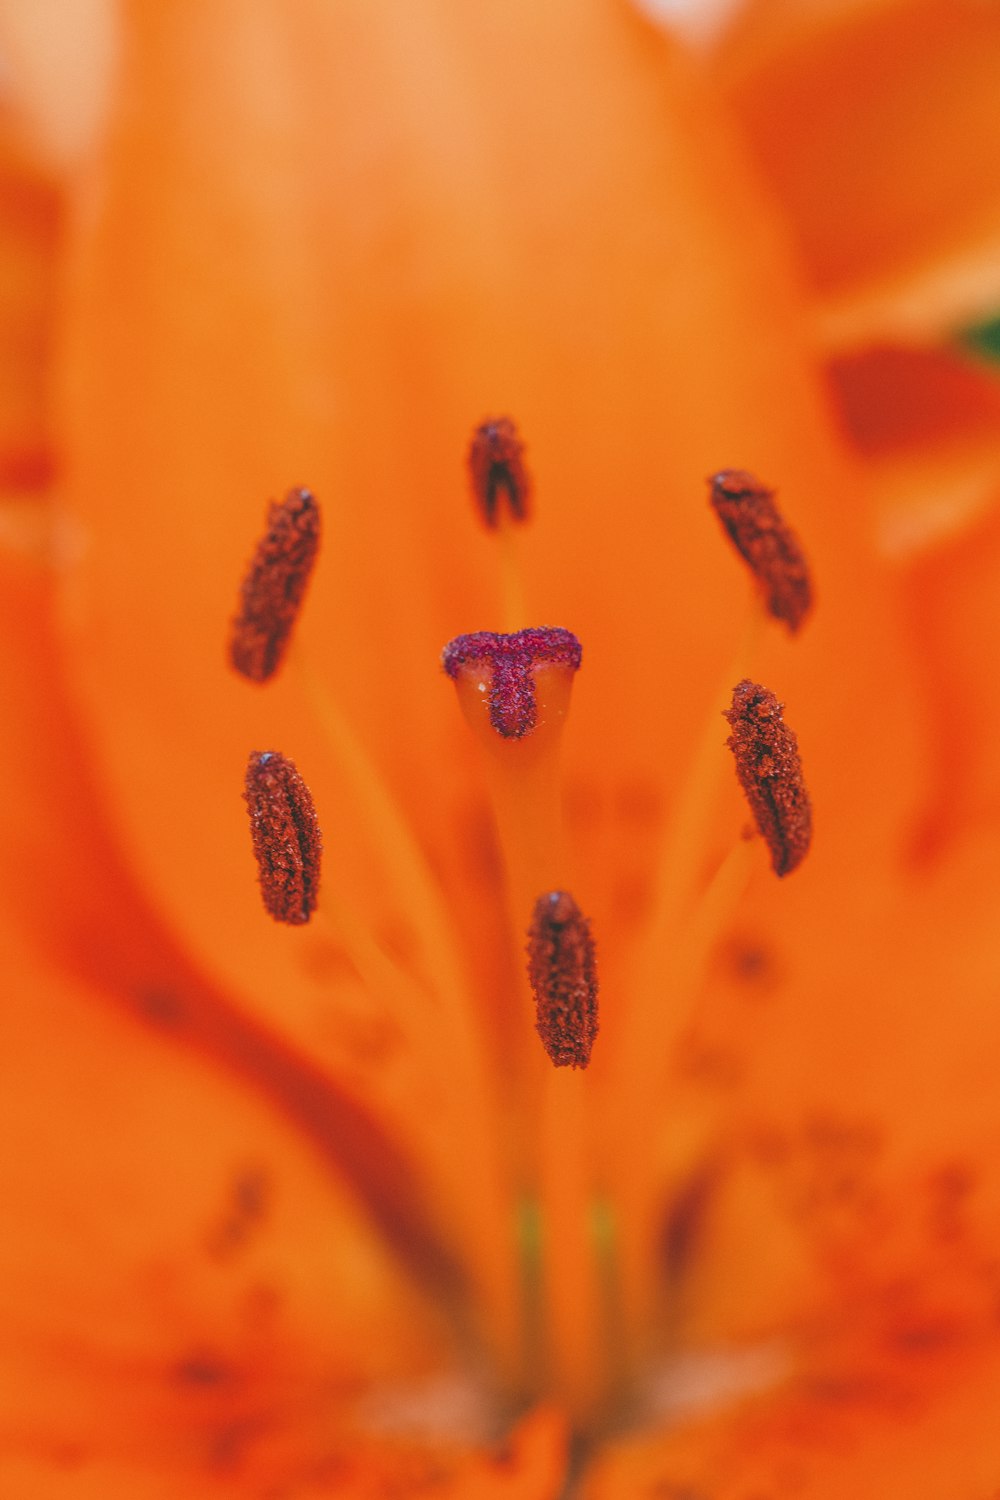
295 645 523 1381
603 596 765 1362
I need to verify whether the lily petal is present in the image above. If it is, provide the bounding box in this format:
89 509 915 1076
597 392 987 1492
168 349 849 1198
0 0 119 169
585 1333 1000 1497
827 345 1000 557
715 0 1000 349
0 123 58 511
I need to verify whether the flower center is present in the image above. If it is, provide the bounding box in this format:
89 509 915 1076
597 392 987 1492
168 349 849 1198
227 429 815 1435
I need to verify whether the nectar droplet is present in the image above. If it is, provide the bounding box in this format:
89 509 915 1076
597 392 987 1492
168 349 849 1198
244 750 322 923
527 891 599 1069
229 488 321 682
709 469 812 633
724 680 812 877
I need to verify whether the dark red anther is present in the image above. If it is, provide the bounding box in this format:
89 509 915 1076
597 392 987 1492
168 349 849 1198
468 417 531 529
442 627 582 739
229 488 321 682
527 891 599 1069
244 751 322 924
709 470 812 633
724 680 812 877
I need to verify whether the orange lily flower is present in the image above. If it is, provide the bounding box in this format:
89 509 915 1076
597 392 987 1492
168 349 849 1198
2 1 1000 1495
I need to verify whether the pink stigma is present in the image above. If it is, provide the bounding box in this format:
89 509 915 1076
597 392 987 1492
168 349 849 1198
442 627 582 739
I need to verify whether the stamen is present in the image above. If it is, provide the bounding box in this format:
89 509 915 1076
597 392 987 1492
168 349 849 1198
442 627 582 740
244 750 322 923
468 416 531 529
229 488 320 682
724 679 812 877
527 891 599 1069
709 469 812 633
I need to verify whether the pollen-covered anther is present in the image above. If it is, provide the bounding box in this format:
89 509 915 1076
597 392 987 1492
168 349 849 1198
229 487 321 682
527 891 599 1069
244 751 322 924
709 469 812 633
442 627 581 740
468 416 531 529
724 679 812 877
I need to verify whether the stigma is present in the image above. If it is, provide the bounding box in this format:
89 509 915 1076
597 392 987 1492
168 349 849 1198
709 469 812 633
244 750 323 923
442 627 582 741
724 679 812 877
468 416 531 529
230 487 321 682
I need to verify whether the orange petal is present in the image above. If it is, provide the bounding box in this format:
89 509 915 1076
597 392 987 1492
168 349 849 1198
585 1331 1000 1497
0 0 119 168
0 916 466 1493
0 549 479 1316
668 816 1000 1340
0 122 59 513
716 0 1000 348
826 345 1000 556
897 504 1000 859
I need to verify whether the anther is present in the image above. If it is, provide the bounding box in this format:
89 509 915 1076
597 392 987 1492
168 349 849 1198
442 627 581 740
724 680 812 877
468 417 531 529
229 488 321 682
527 891 599 1069
709 470 812 633
244 751 322 923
